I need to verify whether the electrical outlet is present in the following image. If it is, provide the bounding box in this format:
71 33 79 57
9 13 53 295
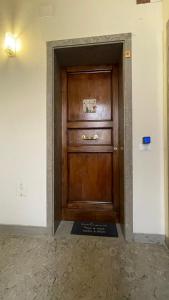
17 182 27 199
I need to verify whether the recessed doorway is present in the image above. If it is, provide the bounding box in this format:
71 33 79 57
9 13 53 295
47 34 133 240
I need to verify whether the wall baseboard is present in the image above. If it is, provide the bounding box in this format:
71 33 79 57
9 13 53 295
133 233 165 245
165 236 169 249
0 225 167 246
0 224 49 236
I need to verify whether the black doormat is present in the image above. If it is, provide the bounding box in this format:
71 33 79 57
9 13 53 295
71 221 118 237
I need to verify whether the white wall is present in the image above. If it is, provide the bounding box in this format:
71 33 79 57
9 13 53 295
0 0 164 234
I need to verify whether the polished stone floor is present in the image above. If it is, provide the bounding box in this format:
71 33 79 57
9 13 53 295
0 222 169 300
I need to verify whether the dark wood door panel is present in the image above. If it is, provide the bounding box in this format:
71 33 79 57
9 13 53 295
61 65 120 223
68 129 112 146
67 71 112 121
67 121 113 129
62 207 116 222
68 145 114 153
68 153 113 203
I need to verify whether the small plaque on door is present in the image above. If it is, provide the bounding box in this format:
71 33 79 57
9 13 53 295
83 99 96 113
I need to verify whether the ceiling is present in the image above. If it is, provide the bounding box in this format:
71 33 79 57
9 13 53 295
55 43 123 67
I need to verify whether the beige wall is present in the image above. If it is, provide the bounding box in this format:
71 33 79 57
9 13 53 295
0 0 165 234
163 0 169 238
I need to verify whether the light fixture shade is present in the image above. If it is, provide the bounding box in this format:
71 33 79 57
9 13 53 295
4 33 17 57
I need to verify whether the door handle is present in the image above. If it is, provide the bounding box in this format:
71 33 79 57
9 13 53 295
82 134 99 140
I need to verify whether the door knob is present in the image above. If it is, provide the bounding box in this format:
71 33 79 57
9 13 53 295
113 147 118 151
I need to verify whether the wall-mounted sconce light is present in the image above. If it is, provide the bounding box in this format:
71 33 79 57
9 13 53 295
4 33 21 57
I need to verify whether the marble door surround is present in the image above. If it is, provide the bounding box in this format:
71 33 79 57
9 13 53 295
46 33 133 241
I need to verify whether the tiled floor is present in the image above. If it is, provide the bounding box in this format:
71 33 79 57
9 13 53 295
0 222 169 300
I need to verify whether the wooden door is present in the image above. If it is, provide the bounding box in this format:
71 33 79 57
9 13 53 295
61 65 119 222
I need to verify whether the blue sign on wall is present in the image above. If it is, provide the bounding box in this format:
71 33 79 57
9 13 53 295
142 137 151 144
